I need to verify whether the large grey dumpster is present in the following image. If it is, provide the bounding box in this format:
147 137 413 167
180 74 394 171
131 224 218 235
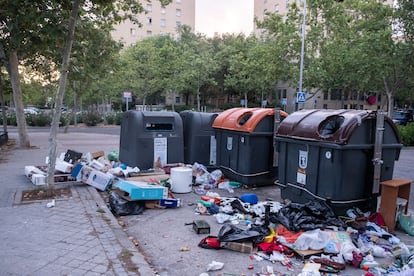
275 109 402 215
180 111 218 167
119 111 184 169
213 108 287 186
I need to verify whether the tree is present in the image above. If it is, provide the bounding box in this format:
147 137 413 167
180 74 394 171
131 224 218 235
396 0 414 42
254 3 311 108
0 0 171 148
302 0 413 114
46 0 81 186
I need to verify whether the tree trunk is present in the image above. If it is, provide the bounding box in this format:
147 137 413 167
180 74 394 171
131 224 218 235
197 86 200 111
9 51 30 148
46 0 81 187
383 77 394 118
0 70 8 133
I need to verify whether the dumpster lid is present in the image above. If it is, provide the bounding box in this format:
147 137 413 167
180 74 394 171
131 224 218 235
212 108 288 133
276 109 396 144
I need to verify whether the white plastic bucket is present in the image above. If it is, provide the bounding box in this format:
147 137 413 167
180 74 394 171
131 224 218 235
170 167 192 193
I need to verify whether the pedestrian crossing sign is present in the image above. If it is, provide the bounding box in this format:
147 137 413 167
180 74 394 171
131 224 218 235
297 92 306 103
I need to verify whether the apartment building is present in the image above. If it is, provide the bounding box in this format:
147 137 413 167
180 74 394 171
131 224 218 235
253 0 394 113
111 0 196 47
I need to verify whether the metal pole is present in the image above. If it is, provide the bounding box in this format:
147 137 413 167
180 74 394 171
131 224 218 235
372 110 385 194
298 0 306 110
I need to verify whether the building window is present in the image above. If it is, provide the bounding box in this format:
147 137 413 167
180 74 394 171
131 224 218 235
146 30 152 37
343 90 349 101
323 92 328 100
147 17 152 25
274 4 279 12
161 7 166 14
323 104 328 109
176 9 181 17
175 96 181 103
176 21 181 28
330 89 342 100
286 0 290 9
146 4 152 12
160 19 166 27
277 89 286 99
130 28 137 36
176 0 181 3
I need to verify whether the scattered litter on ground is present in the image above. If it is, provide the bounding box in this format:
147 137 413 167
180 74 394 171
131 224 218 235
22 149 414 275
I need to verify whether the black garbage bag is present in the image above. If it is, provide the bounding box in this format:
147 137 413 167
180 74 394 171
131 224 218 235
217 223 268 244
269 200 346 232
109 191 145 216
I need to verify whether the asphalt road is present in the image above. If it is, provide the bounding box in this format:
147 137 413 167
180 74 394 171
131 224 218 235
5 125 121 135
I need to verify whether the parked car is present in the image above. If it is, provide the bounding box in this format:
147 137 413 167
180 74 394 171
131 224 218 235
392 110 413 126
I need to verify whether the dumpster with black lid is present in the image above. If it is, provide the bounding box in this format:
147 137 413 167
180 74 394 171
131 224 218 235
180 111 218 168
213 107 287 186
275 109 402 215
119 110 184 169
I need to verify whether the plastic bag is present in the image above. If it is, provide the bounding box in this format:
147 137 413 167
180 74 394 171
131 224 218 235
294 229 330 250
209 169 223 185
217 224 268 244
399 213 414 236
109 191 145 216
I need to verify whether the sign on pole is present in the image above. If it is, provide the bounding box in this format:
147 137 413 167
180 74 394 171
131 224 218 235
297 92 306 103
123 91 132 111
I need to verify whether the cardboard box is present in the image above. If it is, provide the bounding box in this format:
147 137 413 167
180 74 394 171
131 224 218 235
55 159 73 173
71 163 83 179
79 166 93 183
64 149 82 164
89 159 105 170
25 165 45 177
91 151 105 159
113 180 168 200
86 170 113 191
159 198 181 208
126 173 170 183
221 241 254 253
31 174 46 186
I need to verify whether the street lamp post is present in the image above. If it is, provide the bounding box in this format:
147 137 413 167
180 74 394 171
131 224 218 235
298 0 307 111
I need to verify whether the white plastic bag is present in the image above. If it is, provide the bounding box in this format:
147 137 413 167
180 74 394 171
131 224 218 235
294 229 330 250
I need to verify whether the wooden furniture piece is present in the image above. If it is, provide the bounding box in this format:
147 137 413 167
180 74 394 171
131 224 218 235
379 178 412 233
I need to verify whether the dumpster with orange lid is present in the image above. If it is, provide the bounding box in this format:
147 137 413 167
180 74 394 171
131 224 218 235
212 108 288 186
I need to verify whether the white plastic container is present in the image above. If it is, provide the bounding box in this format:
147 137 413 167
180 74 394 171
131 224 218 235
170 167 192 193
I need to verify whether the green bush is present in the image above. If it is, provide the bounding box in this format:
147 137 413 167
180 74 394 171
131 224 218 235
25 114 36 126
397 122 414 146
114 112 123 125
104 112 124 125
104 113 116 124
6 113 17 126
218 102 241 110
33 113 52 126
60 113 73 126
82 111 102 126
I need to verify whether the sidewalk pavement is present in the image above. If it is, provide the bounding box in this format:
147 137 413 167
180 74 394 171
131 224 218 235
0 130 154 275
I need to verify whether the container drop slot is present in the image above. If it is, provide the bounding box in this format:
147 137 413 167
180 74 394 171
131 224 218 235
318 115 344 138
238 112 253 126
145 123 173 131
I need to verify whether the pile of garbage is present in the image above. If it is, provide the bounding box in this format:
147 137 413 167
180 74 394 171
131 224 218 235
191 191 414 275
23 151 414 275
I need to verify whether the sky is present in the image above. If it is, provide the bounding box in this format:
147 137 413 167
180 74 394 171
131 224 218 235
195 0 254 37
